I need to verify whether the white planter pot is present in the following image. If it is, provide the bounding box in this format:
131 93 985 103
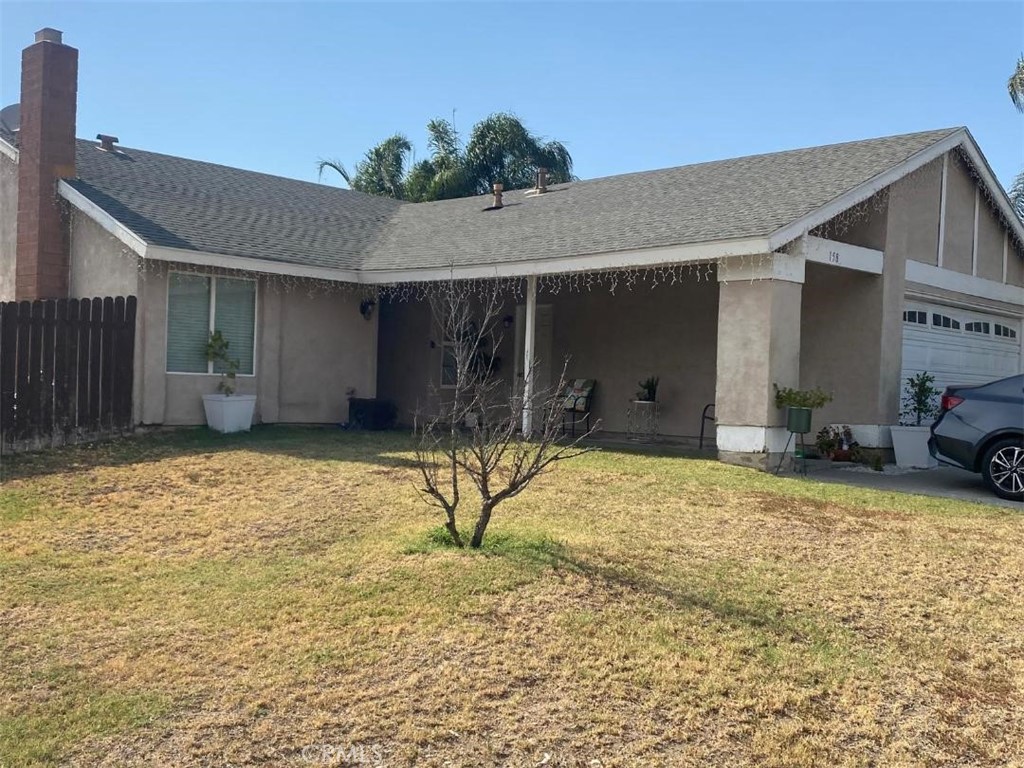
890 425 937 469
202 394 256 434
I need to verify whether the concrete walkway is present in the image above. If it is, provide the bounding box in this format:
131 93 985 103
799 460 1021 510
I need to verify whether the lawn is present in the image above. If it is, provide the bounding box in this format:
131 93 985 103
1 427 1022 767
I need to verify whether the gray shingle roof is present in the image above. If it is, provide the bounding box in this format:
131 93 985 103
67 141 403 270
362 128 961 272
55 128 962 275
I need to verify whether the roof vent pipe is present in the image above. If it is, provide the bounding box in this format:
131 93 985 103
536 167 548 193
492 182 503 209
97 133 119 151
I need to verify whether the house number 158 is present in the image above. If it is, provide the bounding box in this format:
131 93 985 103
828 250 841 264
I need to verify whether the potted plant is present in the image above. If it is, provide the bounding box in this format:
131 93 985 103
890 372 940 468
201 330 257 434
815 425 857 461
773 384 833 435
636 376 659 403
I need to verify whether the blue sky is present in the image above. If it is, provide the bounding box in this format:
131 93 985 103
2 2 1022 189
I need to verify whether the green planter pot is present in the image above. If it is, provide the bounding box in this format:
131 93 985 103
786 406 813 435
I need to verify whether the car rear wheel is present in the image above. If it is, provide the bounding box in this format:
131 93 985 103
981 438 1024 501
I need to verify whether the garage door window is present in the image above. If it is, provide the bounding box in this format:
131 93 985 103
931 313 960 330
995 324 1017 340
903 310 927 324
965 322 990 335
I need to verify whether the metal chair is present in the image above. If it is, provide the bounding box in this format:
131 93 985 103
561 379 595 436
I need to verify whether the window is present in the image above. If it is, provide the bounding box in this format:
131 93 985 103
995 324 1018 340
964 321 990 335
903 310 927 324
167 273 256 374
440 340 458 388
438 319 495 389
931 313 960 330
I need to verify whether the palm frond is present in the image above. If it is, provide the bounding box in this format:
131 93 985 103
316 158 352 186
1009 168 1024 220
1010 55 1024 113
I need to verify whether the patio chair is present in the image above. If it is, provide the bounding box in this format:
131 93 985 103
561 379 595 436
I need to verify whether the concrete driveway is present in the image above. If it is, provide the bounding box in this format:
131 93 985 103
801 461 1022 510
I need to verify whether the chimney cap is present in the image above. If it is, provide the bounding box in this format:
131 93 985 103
35 28 63 44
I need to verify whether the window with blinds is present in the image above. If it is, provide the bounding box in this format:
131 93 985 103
166 273 257 375
167 274 211 373
214 278 256 375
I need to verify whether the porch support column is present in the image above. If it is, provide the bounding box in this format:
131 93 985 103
521 275 537 435
715 254 805 470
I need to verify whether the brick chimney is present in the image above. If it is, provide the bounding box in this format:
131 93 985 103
15 28 78 301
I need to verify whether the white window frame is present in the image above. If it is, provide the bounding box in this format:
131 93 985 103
166 271 259 376
964 321 990 335
439 333 458 390
994 323 1018 341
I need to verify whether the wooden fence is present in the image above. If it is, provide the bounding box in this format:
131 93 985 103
0 296 137 451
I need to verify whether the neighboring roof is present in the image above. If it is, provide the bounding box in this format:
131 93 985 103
66 140 403 271
2 125 1016 281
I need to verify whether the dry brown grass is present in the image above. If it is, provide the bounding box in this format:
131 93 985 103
1 427 1022 767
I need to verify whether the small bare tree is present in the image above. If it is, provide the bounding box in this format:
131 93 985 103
414 279 598 548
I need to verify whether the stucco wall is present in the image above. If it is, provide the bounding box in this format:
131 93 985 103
377 277 720 438
277 286 377 423
68 210 140 298
975 199 1004 282
899 158 942 266
716 277 801 429
942 153 975 275
812 190 888 251
0 152 17 301
800 264 886 432
137 263 377 425
547 279 718 436
1008 241 1024 288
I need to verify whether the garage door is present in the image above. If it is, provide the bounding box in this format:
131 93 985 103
902 301 1021 394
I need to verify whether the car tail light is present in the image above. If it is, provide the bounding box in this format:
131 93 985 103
941 394 964 411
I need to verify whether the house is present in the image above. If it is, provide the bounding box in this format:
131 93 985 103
1 29 1022 467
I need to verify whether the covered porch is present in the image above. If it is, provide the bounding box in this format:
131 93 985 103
376 237 899 469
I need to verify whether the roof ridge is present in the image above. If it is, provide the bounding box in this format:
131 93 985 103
72 137 408 207
546 126 964 190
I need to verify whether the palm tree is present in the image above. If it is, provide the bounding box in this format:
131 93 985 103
318 134 413 199
1009 56 1024 218
319 113 573 202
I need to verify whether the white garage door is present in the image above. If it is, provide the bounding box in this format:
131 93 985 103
902 301 1021 395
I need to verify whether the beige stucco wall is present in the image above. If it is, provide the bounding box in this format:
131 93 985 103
975 200 1004 282
547 278 718 436
942 153 975 275
277 285 378 423
716 277 801 429
812 190 889 251
0 152 17 301
899 158 942 266
377 277 720 438
800 264 892 433
68 210 140 298
138 263 377 425
1008 241 1024 288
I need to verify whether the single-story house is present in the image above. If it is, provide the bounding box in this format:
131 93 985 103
2 29 1022 467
